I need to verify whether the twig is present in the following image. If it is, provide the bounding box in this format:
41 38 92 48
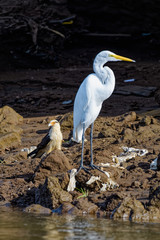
40 25 65 38
18 15 65 45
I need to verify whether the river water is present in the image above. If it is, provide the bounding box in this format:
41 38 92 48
0 210 160 240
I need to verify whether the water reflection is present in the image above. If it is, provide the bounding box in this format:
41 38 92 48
0 210 160 240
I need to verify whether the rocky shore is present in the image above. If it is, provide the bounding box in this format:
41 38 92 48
1 105 160 222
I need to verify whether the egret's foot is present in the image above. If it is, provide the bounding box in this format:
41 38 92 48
90 163 105 174
77 166 90 174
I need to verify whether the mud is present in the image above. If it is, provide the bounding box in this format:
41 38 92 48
1 84 160 222
1 0 160 222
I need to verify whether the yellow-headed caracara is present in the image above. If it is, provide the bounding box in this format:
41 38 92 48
27 120 63 158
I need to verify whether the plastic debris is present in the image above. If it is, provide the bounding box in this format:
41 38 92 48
100 178 119 191
150 158 157 170
99 146 148 169
99 162 124 169
86 174 118 191
124 79 135 83
86 176 101 185
67 168 77 192
112 146 148 165
122 146 148 156
62 100 72 105
21 146 37 154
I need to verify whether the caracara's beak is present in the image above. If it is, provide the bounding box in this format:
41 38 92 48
110 54 135 62
48 121 56 127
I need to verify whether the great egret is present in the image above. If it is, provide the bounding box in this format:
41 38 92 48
28 120 62 158
73 50 135 173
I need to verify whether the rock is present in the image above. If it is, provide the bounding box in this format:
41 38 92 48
141 179 149 189
0 132 21 149
113 197 145 220
145 206 160 222
149 186 160 208
60 202 79 214
119 111 137 123
133 180 141 188
41 150 72 173
121 128 133 143
105 194 122 213
14 151 28 161
52 202 80 215
132 205 160 222
0 106 23 133
60 172 70 190
34 150 72 181
140 116 152 126
113 195 160 222
98 126 117 138
60 112 73 130
24 204 52 215
0 202 12 212
0 106 23 150
123 111 137 122
74 198 98 214
35 176 72 209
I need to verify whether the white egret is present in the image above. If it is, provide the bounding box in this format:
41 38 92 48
73 50 135 173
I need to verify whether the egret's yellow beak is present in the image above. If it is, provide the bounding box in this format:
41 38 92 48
109 54 135 62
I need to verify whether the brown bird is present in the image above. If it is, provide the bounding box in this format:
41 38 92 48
27 120 63 158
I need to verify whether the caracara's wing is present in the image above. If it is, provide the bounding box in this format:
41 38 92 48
36 133 51 150
27 132 51 158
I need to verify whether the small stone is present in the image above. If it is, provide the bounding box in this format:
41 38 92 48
74 198 98 214
61 202 80 214
141 179 149 189
133 181 141 188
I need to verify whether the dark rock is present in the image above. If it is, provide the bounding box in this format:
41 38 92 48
41 150 72 173
24 204 52 215
34 150 72 182
157 154 160 170
35 176 72 209
149 186 160 208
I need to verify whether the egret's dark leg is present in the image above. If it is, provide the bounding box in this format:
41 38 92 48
89 123 105 173
77 123 90 174
90 122 94 166
80 123 85 169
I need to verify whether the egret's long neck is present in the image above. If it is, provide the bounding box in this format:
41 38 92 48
93 56 115 102
93 56 108 84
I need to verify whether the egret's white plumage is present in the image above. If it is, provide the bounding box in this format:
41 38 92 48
73 50 135 172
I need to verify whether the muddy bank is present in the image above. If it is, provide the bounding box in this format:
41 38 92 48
0 105 160 222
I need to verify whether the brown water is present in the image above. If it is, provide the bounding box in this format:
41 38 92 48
0 210 160 240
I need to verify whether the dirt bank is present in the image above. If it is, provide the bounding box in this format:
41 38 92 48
0 65 160 221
